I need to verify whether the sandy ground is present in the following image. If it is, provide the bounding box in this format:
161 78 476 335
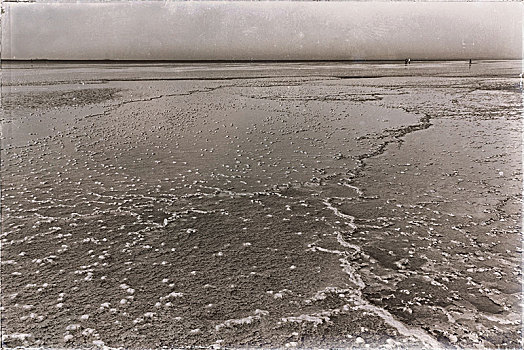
0 61 521 349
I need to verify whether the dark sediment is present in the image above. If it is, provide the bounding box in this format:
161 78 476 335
1 61 521 349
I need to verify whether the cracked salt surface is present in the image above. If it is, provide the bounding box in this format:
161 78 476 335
1 61 521 349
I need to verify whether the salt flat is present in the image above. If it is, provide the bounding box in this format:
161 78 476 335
0 61 521 349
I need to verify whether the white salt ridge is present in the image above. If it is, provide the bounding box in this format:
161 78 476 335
323 199 357 231
81 328 96 336
215 309 269 331
308 286 352 302
282 313 331 327
160 291 184 301
340 258 366 290
336 231 361 253
308 244 345 256
318 198 442 348
191 209 209 214
483 313 521 325
353 299 442 348
308 243 364 290
2 333 32 341
323 250 441 347
335 249 441 348
341 181 364 197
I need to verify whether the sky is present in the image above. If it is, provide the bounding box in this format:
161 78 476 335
1 1 522 60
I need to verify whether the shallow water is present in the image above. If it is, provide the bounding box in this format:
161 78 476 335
1 61 521 349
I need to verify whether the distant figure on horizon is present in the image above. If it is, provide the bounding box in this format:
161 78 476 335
469 59 472 65
404 58 411 65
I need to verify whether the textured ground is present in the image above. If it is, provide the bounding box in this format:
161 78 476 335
1 61 522 349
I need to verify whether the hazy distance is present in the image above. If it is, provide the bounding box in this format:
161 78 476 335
1 1 522 61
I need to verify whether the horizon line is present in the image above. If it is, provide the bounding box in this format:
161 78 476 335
2 58 521 64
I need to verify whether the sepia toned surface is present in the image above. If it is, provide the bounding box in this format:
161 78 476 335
1 61 522 348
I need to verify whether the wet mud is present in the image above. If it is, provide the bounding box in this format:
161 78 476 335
1 61 521 349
